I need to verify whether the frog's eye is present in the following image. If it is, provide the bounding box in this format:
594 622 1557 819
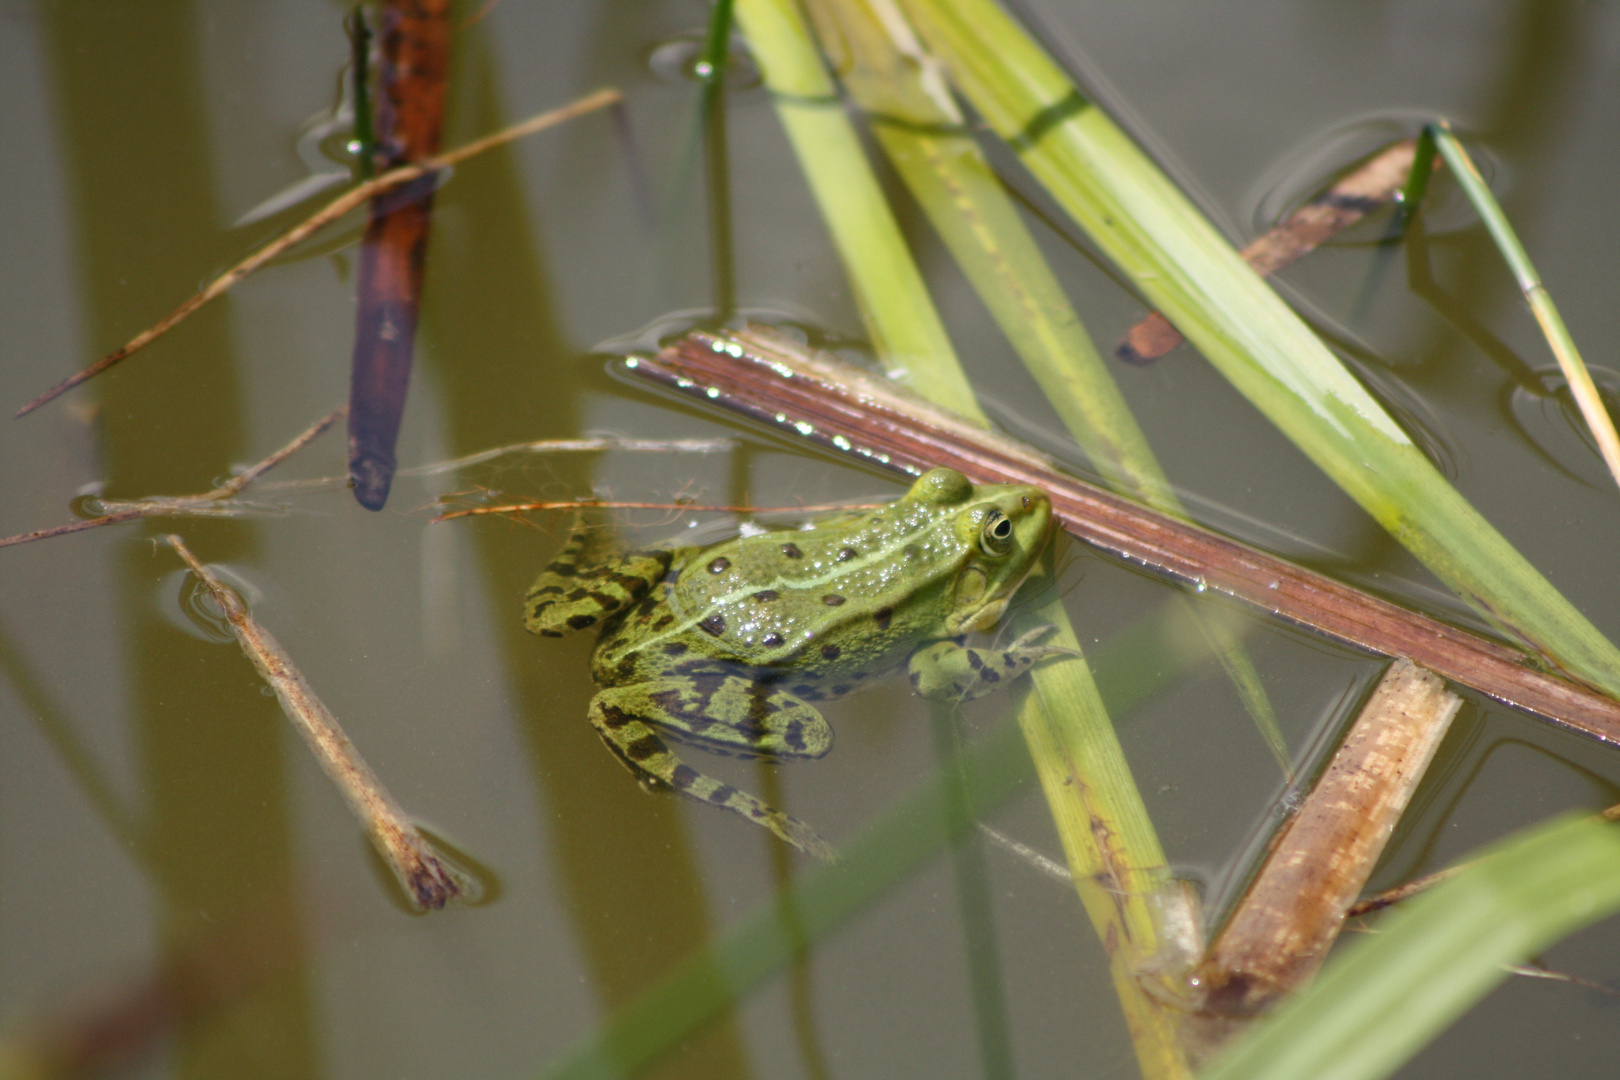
980 509 1015 556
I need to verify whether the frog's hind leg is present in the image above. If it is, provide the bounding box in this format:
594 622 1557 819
524 517 673 637
588 683 837 861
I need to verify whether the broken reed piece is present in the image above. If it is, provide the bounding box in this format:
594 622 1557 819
14 87 622 418
624 326 1620 747
0 406 344 550
1118 139 1421 364
165 534 476 911
1178 659 1462 1059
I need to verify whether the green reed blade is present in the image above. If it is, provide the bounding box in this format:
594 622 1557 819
1426 122 1620 492
735 4 1190 1073
803 0 1287 774
731 0 979 418
899 0 1620 701
1204 812 1620 1080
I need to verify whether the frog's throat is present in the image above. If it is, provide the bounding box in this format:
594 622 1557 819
945 548 1045 635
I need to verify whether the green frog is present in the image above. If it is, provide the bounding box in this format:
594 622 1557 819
524 467 1068 860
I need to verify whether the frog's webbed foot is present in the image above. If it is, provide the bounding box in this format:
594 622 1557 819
524 516 673 637
588 681 838 861
908 625 1078 702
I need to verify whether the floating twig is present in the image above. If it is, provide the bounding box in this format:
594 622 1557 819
0 407 343 550
400 435 735 476
1119 139 1421 363
626 325 1620 745
15 88 622 418
1346 863 1470 918
0 431 731 548
433 497 884 524
166 534 475 911
1179 659 1461 1056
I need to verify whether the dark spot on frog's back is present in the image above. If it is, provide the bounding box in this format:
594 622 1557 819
820 644 841 660
753 589 779 602
762 632 785 647
699 613 727 637
663 642 688 656
708 556 731 574
566 613 598 630
837 546 857 561
781 542 803 559
624 733 664 761
653 613 675 630
822 594 846 607
873 606 893 630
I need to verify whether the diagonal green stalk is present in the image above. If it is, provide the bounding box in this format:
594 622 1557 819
734 2 1190 1074
1423 122 1620 492
803 0 1288 773
899 0 1620 702
731 0 978 417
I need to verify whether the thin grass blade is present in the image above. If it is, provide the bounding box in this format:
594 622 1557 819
1427 122 1620 492
732 0 978 416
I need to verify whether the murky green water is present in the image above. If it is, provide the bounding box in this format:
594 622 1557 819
3 2 1620 1078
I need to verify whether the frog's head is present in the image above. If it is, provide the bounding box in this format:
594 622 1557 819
901 468 1053 635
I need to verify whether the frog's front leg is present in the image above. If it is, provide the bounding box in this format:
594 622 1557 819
908 626 1076 701
524 517 673 637
588 677 836 861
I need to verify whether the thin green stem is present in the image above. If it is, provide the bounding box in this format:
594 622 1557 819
348 6 376 179
1429 122 1620 491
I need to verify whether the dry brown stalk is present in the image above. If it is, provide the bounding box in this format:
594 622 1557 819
15 88 622 418
1119 139 1421 363
1346 863 1469 917
434 498 884 524
401 435 734 476
0 406 344 550
626 325 1620 747
166 534 476 911
1178 659 1461 1057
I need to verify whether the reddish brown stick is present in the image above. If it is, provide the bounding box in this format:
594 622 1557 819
626 326 1620 745
348 0 452 510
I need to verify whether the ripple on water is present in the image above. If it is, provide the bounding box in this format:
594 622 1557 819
1505 366 1620 489
157 564 263 644
1243 109 1503 243
646 32 760 89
